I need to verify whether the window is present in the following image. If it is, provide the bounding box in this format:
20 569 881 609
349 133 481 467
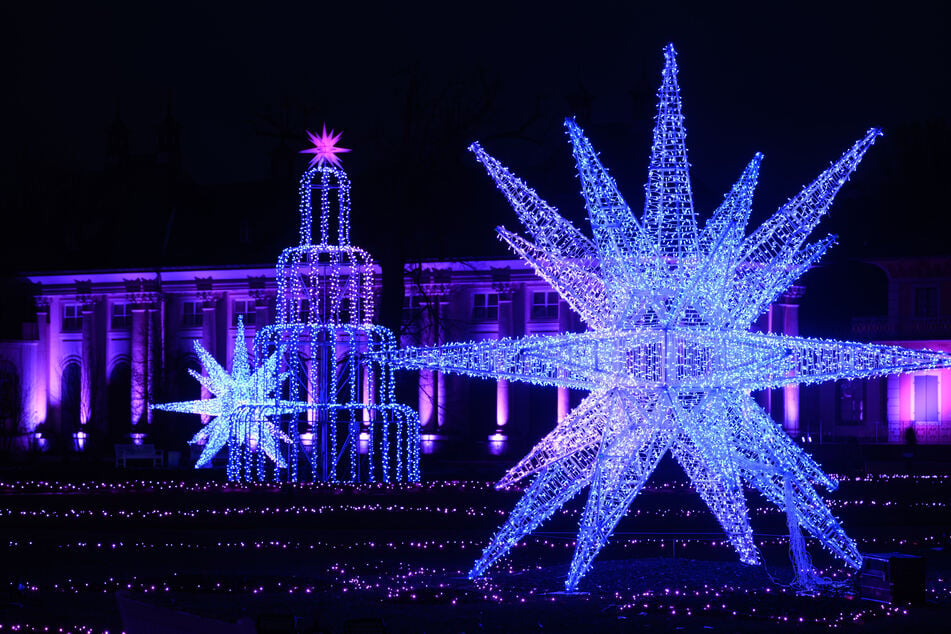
401 295 426 331
298 298 311 322
914 375 938 422
914 286 938 318
183 301 203 327
472 293 499 321
62 304 83 332
233 299 256 326
402 294 423 315
838 379 864 424
531 291 560 320
111 303 131 330
61 362 81 430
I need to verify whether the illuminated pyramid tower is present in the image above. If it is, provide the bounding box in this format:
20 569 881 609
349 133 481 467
153 129 419 483
252 132 420 483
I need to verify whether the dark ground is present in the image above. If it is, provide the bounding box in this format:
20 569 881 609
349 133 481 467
1 457 950 633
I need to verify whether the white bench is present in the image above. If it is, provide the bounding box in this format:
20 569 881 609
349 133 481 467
114 443 163 468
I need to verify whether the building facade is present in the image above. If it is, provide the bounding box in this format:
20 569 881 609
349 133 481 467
4 256 949 457
844 257 951 445
0 266 284 453
399 259 805 454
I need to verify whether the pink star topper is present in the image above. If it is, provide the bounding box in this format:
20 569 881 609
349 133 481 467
299 124 351 168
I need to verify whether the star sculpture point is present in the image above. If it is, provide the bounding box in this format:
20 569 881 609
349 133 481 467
393 45 951 591
300 123 351 168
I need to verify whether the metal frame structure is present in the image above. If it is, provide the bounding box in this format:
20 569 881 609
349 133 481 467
388 44 951 591
155 161 419 483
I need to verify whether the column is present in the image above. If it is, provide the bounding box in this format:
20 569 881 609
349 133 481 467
417 295 437 431
80 302 96 427
200 301 217 423
47 300 63 436
130 306 148 428
34 301 50 433
416 282 454 434
146 304 158 425
495 289 513 436
778 287 803 437
436 297 448 431
887 375 901 442
362 361 373 423
418 369 435 429
557 299 572 422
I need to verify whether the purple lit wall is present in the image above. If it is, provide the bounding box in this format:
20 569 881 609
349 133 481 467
4 257 950 454
884 340 951 444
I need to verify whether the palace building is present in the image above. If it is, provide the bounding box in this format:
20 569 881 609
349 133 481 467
2 256 950 458
0 258 797 456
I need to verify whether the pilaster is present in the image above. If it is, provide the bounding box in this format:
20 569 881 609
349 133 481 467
33 297 51 432
495 282 515 436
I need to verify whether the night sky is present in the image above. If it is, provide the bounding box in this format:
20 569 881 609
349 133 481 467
4 0 949 333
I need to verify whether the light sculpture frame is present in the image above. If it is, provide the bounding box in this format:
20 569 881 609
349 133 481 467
154 152 420 483
388 44 951 591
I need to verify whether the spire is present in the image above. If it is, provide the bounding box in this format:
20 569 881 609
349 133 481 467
643 43 698 259
739 128 882 266
698 153 763 255
469 142 595 261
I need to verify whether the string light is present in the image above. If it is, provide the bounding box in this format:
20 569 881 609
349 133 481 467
258 160 419 483
387 43 951 591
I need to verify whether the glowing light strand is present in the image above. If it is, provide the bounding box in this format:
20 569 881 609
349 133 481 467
387 44 951 590
255 161 419 483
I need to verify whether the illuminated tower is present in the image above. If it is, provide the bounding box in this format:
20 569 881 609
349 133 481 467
253 129 420 482
153 128 419 483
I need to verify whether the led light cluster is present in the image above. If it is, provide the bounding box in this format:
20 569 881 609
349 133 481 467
388 43 951 591
257 161 419 483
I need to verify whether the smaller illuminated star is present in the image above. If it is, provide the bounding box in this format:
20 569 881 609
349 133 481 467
152 318 297 469
300 124 351 168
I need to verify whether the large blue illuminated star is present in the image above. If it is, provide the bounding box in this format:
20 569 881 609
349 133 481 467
152 318 296 469
391 44 951 590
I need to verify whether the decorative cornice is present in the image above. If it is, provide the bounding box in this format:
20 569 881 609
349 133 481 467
248 275 271 300
194 276 217 302
780 285 806 303
124 278 162 305
75 280 94 304
492 282 516 298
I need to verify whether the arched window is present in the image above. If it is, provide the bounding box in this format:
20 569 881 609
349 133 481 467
61 362 82 432
0 360 21 450
165 355 202 446
108 362 132 440
171 355 201 403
